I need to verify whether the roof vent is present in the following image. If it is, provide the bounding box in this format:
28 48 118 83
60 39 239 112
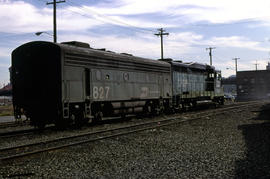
97 48 106 51
61 41 90 48
121 53 133 56
158 58 173 62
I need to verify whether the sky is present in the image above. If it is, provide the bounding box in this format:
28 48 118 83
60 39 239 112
1 0 270 86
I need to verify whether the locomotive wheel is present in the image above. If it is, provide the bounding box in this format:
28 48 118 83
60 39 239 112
92 111 103 124
143 102 153 117
153 104 160 116
149 102 160 116
192 101 197 108
214 101 220 108
70 110 84 128
75 111 84 128
54 109 67 130
181 103 187 112
146 104 152 115
219 98 225 105
176 104 183 113
36 121 45 131
31 114 45 131
121 113 126 119
55 119 68 130
82 116 90 125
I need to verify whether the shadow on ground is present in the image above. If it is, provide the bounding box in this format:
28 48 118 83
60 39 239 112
235 103 270 178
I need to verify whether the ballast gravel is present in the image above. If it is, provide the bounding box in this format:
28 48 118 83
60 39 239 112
1 102 270 178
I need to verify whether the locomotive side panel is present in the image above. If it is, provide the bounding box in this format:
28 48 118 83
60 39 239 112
63 66 85 103
90 69 170 101
61 45 172 102
173 71 207 98
162 74 172 98
60 43 172 120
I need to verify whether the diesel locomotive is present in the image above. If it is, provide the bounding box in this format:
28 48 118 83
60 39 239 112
11 41 224 129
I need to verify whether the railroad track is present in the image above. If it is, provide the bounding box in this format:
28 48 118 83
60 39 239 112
0 100 266 162
0 101 261 139
0 128 39 138
0 120 29 129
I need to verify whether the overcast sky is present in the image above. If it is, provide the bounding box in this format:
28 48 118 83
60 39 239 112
1 0 270 85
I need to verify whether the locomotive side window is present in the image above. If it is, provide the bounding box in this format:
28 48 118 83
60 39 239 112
123 72 129 81
217 74 221 80
149 74 157 83
96 70 101 81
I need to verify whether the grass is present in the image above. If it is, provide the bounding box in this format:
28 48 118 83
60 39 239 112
0 105 13 116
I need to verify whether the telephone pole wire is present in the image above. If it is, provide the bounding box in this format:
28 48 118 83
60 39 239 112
155 28 169 60
47 0 65 43
206 47 216 66
232 58 240 75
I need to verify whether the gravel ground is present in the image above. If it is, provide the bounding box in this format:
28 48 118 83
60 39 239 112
0 105 13 117
0 101 247 149
0 102 270 178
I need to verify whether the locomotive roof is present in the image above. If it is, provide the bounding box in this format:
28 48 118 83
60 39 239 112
171 61 216 71
13 41 170 68
13 41 221 72
57 41 170 67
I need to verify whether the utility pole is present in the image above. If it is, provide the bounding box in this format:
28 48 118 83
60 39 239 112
254 60 259 71
232 58 240 75
46 0 65 43
3 83 5 105
155 28 169 60
206 47 216 66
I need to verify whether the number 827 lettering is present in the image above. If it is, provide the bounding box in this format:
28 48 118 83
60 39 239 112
93 86 110 99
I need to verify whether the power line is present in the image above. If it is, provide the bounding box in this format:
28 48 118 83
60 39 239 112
65 1 155 34
23 0 270 32
211 55 228 64
189 16 270 28
38 0 113 29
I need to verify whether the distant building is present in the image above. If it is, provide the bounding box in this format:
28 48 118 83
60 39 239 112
0 67 12 96
236 70 270 101
0 83 12 96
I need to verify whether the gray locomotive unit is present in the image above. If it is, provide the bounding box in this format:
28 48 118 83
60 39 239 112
11 41 224 128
